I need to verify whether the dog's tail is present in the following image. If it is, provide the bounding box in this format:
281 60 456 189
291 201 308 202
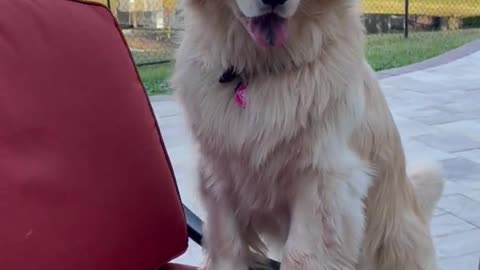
408 160 444 221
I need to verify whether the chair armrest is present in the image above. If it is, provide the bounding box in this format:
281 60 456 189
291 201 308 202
182 204 281 270
183 205 203 246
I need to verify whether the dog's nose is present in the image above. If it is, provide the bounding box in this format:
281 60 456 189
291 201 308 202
262 0 287 8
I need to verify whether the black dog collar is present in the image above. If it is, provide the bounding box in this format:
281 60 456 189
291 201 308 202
219 66 238 83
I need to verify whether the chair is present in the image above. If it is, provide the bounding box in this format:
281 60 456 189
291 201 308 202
0 0 279 269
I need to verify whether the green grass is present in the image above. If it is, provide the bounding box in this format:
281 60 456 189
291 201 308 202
367 29 480 71
137 30 480 95
131 51 173 65
137 63 173 95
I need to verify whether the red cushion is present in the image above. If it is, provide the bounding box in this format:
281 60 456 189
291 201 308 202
161 263 197 270
0 0 187 269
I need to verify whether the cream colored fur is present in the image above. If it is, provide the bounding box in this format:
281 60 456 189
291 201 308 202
171 0 445 269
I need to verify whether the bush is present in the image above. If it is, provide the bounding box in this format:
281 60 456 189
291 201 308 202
463 16 480 28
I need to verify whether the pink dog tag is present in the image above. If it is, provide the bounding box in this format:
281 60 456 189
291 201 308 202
234 82 248 109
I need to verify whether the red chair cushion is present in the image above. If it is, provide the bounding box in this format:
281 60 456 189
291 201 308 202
0 0 187 269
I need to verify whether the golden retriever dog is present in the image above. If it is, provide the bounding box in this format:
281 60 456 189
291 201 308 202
171 0 444 269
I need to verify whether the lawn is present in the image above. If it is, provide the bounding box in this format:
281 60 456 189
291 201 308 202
367 28 480 70
132 50 173 65
137 63 173 95
138 29 480 95
362 0 480 17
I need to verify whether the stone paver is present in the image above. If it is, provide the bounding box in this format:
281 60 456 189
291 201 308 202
440 157 480 182
430 214 476 237
434 229 480 259
413 132 480 153
437 120 480 142
458 149 480 164
438 194 480 227
151 50 480 269
438 252 480 270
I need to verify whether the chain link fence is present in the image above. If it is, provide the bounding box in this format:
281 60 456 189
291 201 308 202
90 0 480 91
363 0 480 35
94 0 180 66
362 0 480 70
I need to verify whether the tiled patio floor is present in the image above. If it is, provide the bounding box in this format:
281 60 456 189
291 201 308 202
152 50 480 269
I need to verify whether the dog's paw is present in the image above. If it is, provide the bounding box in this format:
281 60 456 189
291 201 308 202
281 248 355 270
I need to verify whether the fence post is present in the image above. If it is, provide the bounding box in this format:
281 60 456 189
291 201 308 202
404 0 409 38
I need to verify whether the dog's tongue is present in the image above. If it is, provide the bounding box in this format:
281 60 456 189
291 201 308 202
248 13 288 48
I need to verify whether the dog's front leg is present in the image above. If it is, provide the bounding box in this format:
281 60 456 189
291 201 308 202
202 197 249 270
281 164 370 270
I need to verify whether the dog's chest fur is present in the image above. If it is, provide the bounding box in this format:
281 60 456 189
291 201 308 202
175 59 366 219
199 75 314 162
189 73 320 234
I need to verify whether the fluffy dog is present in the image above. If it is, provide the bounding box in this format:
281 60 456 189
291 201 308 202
171 0 444 269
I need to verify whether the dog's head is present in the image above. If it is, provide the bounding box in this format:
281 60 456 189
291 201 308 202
180 0 363 73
